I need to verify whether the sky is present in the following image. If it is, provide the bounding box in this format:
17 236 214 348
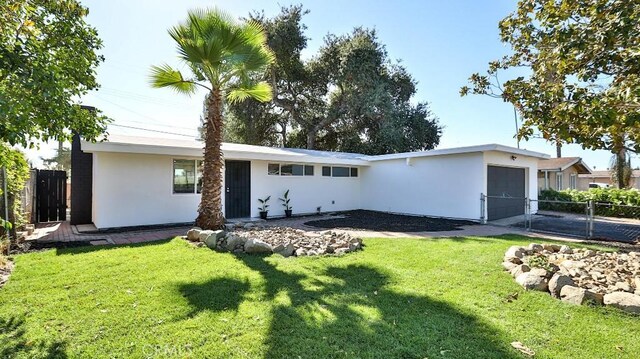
25 0 631 170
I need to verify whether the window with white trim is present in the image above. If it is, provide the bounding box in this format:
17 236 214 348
570 173 577 190
267 163 314 176
556 173 564 190
173 159 202 194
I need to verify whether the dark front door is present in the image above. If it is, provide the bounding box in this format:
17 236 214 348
225 160 251 219
487 166 526 220
36 169 68 222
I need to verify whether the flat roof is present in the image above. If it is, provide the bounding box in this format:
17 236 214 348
367 144 549 161
81 134 550 165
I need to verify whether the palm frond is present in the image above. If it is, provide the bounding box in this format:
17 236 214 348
227 81 273 103
149 64 198 95
154 8 274 90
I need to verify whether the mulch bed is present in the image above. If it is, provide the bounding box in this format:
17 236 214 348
304 210 476 232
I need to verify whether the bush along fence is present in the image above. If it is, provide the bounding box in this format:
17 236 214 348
539 188 640 219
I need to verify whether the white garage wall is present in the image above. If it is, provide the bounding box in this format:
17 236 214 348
360 153 485 220
482 150 539 214
249 160 361 218
92 152 201 228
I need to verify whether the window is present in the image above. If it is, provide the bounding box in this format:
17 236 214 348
556 173 564 190
196 160 203 193
304 165 314 176
174 159 196 193
570 174 577 190
268 163 280 175
173 159 202 194
322 166 359 177
281 164 304 176
332 166 350 177
269 163 314 176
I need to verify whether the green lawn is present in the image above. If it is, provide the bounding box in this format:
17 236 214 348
0 235 638 358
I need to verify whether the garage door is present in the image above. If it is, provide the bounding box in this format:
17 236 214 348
487 166 525 220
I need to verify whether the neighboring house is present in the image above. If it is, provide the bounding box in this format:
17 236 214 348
69 134 548 229
538 157 592 191
578 170 640 190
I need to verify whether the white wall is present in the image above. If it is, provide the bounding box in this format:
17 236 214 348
90 150 540 228
91 153 362 228
92 152 201 228
249 161 361 218
360 153 485 220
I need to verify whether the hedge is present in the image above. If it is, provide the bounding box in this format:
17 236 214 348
539 188 640 219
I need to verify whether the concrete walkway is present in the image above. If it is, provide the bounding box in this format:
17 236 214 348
26 215 606 248
27 221 191 245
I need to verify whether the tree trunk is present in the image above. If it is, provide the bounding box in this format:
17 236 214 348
306 129 317 150
616 147 626 189
556 141 562 158
195 90 225 229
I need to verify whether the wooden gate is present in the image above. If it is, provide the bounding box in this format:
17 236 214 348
36 170 67 222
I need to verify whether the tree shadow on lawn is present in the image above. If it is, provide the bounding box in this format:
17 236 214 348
181 254 519 358
178 277 250 316
51 238 175 256
0 316 68 358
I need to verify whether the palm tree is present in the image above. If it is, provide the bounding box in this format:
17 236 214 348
150 8 274 229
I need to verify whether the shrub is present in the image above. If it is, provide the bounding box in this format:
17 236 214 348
539 188 640 218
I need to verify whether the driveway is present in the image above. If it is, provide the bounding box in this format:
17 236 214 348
524 211 640 243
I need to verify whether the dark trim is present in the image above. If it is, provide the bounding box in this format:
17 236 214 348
81 222 195 234
70 133 93 225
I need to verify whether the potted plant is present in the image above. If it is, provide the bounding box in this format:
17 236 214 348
280 190 292 217
258 196 271 220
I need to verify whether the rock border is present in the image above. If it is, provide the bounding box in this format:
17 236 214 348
185 226 363 257
504 243 640 314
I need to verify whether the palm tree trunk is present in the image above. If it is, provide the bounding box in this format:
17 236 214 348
196 89 225 229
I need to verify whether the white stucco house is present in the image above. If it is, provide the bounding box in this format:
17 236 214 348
70 134 548 229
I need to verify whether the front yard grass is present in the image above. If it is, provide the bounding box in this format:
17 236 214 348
0 235 638 358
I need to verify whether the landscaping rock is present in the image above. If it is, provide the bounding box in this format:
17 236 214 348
548 274 575 298
558 245 573 254
560 285 603 305
510 264 530 278
516 272 549 291
203 230 226 249
244 238 273 254
543 244 561 252
198 230 214 242
224 234 246 251
186 227 202 242
527 243 544 253
273 243 295 257
189 226 363 258
503 261 518 271
505 246 526 260
603 292 640 313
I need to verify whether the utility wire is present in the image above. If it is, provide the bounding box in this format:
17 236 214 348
109 123 198 138
93 94 199 131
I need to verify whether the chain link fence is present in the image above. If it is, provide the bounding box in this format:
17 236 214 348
481 193 640 243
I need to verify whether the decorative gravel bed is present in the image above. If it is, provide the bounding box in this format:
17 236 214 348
504 243 640 313
186 226 363 257
304 210 475 232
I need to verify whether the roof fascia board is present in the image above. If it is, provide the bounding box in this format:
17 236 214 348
81 141 370 166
